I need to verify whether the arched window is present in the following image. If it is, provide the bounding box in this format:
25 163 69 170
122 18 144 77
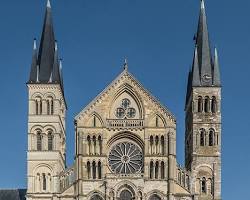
156 116 159 127
35 100 39 115
155 136 159 154
138 191 143 200
201 177 206 193
211 96 217 113
87 135 91 155
93 116 96 127
150 136 154 155
155 161 159 179
161 136 164 155
160 161 165 179
48 132 53 150
209 129 215 146
120 190 132 200
87 161 91 179
42 173 46 191
98 161 102 179
92 161 96 179
90 194 103 200
204 96 210 113
149 194 161 200
93 136 96 155
37 132 42 151
98 136 102 155
46 97 54 115
200 129 205 146
150 161 154 179
198 96 203 112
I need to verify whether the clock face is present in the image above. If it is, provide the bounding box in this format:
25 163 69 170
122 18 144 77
108 142 143 174
202 74 212 82
115 98 136 119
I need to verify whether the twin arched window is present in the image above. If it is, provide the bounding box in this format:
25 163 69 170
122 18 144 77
36 131 54 151
199 129 216 147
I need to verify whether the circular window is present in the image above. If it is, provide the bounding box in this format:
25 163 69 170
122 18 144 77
116 108 125 118
108 142 143 174
127 108 136 118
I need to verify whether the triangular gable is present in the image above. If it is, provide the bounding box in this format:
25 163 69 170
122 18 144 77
75 69 176 122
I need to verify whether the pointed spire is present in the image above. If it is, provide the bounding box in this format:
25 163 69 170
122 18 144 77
47 0 51 8
192 46 201 86
195 0 213 86
213 48 221 86
29 38 38 83
37 0 55 83
123 58 128 71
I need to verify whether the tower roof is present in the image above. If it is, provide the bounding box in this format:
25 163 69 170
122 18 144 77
28 0 64 88
190 0 221 87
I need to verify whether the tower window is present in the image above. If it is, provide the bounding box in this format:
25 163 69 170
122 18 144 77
201 177 206 193
42 173 46 191
204 96 210 113
87 161 91 179
37 132 42 151
155 161 159 179
150 161 154 179
198 96 203 112
160 161 165 179
211 96 217 113
92 161 96 179
161 136 165 155
98 161 102 179
209 129 215 146
200 129 205 146
48 132 53 150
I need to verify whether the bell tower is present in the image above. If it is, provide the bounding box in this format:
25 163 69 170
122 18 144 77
26 1 67 199
185 1 221 200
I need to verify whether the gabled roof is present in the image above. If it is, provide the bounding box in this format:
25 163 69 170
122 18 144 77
75 68 176 122
0 189 26 200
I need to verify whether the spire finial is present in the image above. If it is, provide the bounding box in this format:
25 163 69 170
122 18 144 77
124 58 128 71
47 0 51 8
201 0 205 10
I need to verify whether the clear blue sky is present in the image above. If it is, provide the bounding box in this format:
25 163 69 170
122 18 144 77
0 0 249 199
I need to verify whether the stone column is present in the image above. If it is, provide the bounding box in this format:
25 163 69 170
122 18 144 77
168 131 176 200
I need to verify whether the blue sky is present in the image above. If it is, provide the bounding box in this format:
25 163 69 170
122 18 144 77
0 0 249 199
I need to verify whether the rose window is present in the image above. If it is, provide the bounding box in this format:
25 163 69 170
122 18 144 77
115 98 136 119
108 142 143 174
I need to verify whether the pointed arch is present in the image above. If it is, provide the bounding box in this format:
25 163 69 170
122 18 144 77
109 84 144 119
89 112 104 127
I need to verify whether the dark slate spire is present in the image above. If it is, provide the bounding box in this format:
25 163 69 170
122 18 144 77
28 0 64 88
194 0 213 86
213 48 221 86
37 0 55 83
29 39 38 83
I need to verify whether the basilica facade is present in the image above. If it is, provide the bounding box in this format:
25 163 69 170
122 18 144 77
26 1 221 200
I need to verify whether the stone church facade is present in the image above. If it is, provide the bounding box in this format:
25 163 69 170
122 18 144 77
25 1 221 200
